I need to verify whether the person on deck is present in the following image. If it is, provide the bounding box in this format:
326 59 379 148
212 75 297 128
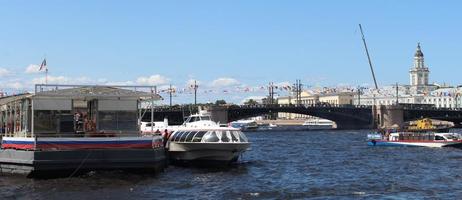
155 129 161 135
162 129 169 146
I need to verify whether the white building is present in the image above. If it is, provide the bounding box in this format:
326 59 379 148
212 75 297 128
410 43 430 91
354 43 461 109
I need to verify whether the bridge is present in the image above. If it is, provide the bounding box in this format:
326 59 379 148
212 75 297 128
144 104 462 129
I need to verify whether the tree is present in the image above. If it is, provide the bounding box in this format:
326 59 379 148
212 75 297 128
244 99 258 105
215 99 227 105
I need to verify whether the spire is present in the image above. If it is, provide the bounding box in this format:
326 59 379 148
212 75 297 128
414 42 424 57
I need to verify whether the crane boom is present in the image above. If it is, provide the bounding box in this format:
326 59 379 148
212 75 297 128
359 24 379 90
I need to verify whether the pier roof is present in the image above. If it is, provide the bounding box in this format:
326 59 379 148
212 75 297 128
35 85 161 99
0 93 32 105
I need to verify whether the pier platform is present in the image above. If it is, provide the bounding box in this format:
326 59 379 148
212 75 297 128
0 148 166 177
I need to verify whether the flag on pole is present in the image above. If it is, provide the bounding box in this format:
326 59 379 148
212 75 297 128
39 58 47 71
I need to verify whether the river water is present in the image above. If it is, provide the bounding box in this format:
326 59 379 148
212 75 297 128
1 130 462 199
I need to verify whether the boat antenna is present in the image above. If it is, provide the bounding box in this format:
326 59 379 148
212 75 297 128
359 24 379 90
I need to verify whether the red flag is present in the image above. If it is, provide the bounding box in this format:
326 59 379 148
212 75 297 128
39 58 47 71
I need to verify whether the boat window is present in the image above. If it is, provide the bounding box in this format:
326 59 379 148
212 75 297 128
445 134 457 140
179 131 190 142
200 116 211 121
171 131 181 141
219 131 230 142
202 131 219 142
435 135 446 141
185 131 197 142
192 131 207 142
189 117 199 122
231 131 240 142
238 132 249 142
174 131 186 142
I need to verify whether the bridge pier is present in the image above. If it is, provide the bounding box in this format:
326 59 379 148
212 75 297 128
209 106 229 125
374 105 404 129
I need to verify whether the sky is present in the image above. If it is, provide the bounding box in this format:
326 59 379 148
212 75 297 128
1 0 462 104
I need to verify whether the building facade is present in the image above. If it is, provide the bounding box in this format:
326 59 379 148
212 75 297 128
277 92 354 119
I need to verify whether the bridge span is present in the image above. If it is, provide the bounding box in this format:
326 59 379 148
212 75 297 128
145 104 462 129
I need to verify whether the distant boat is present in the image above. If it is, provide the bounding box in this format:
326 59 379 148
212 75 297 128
367 132 462 148
302 118 334 130
230 120 259 131
367 118 462 148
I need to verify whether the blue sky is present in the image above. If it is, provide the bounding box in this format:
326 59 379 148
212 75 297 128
1 0 461 103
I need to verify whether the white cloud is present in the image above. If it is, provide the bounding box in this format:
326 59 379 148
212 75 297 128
211 77 240 88
104 81 135 86
275 81 291 87
136 74 170 85
31 76 93 85
5 82 24 89
32 76 69 84
0 68 11 77
25 64 42 74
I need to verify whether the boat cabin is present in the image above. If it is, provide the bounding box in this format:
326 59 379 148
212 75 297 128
169 130 249 143
386 132 461 141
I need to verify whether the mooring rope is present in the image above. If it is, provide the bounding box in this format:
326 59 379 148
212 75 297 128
68 150 92 178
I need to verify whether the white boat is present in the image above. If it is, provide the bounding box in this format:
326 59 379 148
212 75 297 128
302 118 334 130
368 132 462 148
140 118 177 135
167 111 251 164
367 118 462 148
230 120 259 131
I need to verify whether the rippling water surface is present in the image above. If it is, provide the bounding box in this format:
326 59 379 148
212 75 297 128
2 130 462 199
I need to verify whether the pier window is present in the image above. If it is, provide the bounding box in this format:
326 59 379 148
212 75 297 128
99 111 137 132
34 110 73 135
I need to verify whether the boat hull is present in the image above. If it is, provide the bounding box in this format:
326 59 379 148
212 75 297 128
168 142 250 163
368 140 462 148
303 125 334 130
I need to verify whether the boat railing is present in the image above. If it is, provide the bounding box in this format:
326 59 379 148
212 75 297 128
1 131 145 138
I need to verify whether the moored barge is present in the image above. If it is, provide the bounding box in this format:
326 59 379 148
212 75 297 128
0 84 165 177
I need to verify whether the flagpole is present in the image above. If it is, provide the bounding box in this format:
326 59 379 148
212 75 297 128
45 68 48 85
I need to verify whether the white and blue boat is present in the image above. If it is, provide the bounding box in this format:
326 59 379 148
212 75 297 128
367 131 462 148
367 119 462 148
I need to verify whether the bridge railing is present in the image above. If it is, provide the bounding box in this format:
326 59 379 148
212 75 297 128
148 103 373 111
234 103 372 109
149 103 462 112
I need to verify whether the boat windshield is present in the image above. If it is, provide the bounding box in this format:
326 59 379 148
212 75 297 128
202 131 220 142
200 116 211 121
440 134 460 140
434 135 446 140
197 130 248 143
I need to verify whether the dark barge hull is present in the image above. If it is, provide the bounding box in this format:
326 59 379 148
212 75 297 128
0 148 166 177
